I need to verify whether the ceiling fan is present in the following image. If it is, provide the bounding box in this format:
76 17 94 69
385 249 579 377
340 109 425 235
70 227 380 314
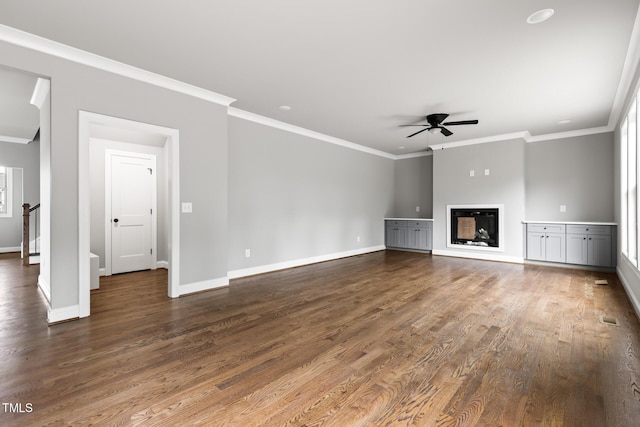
400 113 478 138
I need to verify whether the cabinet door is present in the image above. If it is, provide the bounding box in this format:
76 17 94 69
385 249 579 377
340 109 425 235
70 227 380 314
545 233 566 263
407 227 419 249
424 223 433 250
588 234 612 267
566 234 588 265
527 232 546 261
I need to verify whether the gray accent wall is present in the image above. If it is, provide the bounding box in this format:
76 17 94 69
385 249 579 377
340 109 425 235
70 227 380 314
394 155 433 218
0 40 228 310
228 116 394 271
525 132 614 222
432 139 526 259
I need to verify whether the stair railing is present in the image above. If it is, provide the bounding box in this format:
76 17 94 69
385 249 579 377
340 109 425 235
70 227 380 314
22 203 40 266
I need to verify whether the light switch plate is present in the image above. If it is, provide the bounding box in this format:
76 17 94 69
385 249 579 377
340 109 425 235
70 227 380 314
182 202 193 213
470 170 475 177
484 169 490 176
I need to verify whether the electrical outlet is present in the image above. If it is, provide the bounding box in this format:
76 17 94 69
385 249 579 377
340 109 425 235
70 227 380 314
416 206 420 212
560 205 566 212
484 169 490 176
470 170 475 177
181 202 193 213
357 235 361 242
245 249 251 258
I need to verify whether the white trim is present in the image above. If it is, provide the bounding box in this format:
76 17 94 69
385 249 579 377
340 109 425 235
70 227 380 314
525 126 613 143
0 246 20 253
0 25 236 107
38 274 50 302
0 134 31 144
432 249 524 264
179 277 229 295
157 260 169 269
617 258 640 320
395 151 433 160
79 111 180 318
104 149 157 276
98 268 106 277
30 77 50 109
48 304 79 324
228 107 396 160
429 132 529 151
446 204 505 252
609 4 640 129
228 245 385 279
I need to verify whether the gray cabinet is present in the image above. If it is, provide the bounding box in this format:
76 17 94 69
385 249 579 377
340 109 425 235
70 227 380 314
406 220 433 251
385 220 407 248
566 225 612 267
526 223 565 263
525 222 615 268
385 219 432 252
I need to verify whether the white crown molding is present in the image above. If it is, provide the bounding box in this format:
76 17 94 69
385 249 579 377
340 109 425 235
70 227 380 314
0 134 31 144
427 126 614 151
0 24 236 107
228 107 396 160
395 151 433 160
524 125 613 143
428 131 530 151
609 4 640 129
30 77 50 109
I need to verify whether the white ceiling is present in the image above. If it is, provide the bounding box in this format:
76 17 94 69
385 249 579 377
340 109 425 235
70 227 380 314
0 66 39 143
1 0 639 154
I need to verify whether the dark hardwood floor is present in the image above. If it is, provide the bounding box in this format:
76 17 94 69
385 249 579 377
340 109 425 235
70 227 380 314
1 250 640 426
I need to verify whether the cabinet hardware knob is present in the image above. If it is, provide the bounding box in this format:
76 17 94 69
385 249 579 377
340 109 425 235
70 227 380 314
586 228 589 231
583 237 586 240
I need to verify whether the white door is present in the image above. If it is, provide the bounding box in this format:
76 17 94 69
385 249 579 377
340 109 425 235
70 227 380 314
109 153 156 274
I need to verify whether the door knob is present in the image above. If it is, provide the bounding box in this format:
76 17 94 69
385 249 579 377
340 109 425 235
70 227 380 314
113 218 119 223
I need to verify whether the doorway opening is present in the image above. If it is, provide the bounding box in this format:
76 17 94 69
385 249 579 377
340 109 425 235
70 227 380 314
79 112 180 318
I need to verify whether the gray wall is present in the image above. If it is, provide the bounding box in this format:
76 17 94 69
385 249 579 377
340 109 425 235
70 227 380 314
228 116 394 271
0 139 39 249
433 139 526 259
0 40 228 309
394 155 433 218
525 133 614 222
89 139 167 268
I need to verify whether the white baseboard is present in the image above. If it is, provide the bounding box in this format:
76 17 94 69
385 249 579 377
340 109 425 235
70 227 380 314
617 263 640 321
179 276 229 296
157 260 169 269
228 245 386 279
432 249 524 264
0 246 20 253
38 275 50 303
98 268 106 277
48 304 79 324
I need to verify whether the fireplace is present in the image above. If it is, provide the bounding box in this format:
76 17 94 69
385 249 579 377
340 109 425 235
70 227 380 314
447 205 503 250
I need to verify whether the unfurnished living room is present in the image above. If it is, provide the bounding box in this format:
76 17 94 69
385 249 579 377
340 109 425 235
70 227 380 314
1 1 640 425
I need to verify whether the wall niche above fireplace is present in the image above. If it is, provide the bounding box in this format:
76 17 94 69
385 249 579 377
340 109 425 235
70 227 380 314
447 204 504 251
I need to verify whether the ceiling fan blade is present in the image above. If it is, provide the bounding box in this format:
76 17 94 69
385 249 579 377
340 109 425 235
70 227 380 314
398 124 429 127
441 120 479 126
440 127 453 137
406 128 430 138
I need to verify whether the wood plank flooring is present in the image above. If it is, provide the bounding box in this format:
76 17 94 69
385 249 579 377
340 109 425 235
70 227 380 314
1 250 640 426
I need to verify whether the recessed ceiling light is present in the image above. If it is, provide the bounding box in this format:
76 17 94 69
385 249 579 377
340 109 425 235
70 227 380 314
527 8 554 24
558 119 571 124
278 105 291 111
398 146 405 149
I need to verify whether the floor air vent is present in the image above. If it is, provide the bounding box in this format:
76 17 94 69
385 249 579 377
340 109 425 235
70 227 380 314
595 279 608 285
600 315 619 326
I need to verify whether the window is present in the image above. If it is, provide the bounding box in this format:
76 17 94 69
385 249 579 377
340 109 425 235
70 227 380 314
0 166 13 218
620 90 640 267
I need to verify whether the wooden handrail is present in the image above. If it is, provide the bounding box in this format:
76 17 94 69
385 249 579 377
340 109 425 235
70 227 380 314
22 203 40 266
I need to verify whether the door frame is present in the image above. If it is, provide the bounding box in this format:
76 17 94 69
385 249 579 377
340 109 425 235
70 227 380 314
105 149 157 276
79 111 180 318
